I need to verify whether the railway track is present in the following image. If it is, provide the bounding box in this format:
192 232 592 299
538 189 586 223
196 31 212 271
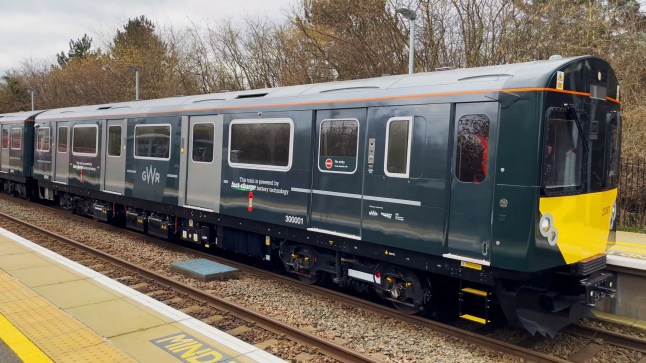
0 210 376 363
2 196 645 362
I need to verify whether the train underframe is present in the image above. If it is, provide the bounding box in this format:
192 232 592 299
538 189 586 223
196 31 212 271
23 185 615 336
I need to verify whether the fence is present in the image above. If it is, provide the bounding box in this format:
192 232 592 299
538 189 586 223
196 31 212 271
618 156 646 231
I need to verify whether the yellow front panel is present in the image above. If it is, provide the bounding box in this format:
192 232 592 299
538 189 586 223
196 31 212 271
539 189 617 264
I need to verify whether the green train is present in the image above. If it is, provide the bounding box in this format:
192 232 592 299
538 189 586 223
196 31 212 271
0 55 619 336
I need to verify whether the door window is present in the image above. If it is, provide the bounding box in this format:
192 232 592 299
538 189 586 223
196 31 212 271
385 117 413 177
58 126 68 152
11 128 21 150
107 126 122 157
192 123 214 163
318 119 359 173
2 129 8 149
455 114 490 183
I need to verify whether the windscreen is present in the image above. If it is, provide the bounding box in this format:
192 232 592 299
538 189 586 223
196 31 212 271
542 108 584 193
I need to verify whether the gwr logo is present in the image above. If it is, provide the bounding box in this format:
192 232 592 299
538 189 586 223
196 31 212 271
142 164 161 184
151 333 234 362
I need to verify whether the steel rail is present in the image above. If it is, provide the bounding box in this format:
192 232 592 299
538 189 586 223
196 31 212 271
0 211 379 363
564 324 646 354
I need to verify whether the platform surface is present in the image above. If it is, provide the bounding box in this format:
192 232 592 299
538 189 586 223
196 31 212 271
607 231 646 270
0 227 284 363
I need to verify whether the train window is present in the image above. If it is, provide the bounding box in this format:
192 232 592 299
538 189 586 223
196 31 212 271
37 127 50 152
58 126 68 153
455 114 490 183
11 128 21 150
385 117 413 177
2 129 8 149
192 123 214 163
318 119 359 173
543 109 583 192
72 125 98 156
229 119 293 171
107 126 122 157
134 125 171 160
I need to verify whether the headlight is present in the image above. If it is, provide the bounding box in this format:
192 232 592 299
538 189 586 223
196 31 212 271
539 213 558 246
540 218 551 233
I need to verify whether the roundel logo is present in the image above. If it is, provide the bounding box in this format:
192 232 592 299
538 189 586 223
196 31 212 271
325 158 333 169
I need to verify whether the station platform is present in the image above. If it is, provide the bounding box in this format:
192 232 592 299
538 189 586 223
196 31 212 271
607 231 646 269
600 231 646 322
0 227 284 363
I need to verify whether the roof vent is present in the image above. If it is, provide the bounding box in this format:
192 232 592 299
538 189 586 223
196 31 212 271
320 86 379 94
235 93 268 99
97 106 113 110
193 98 226 104
549 55 563 60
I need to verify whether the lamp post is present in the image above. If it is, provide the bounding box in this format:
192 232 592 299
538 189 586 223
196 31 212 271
396 7 417 75
128 66 141 100
27 88 35 111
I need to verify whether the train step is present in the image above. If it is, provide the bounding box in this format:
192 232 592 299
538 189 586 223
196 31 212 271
459 284 491 325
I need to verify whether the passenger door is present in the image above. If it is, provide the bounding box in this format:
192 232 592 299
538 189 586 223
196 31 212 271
185 115 222 211
103 119 126 194
0 124 8 173
54 122 69 183
309 108 367 239
446 102 498 263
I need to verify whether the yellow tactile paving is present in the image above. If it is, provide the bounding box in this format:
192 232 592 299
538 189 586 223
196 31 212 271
607 231 646 260
0 270 136 362
0 312 53 363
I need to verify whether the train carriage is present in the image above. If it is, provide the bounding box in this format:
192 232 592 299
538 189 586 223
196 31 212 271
27 55 619 336
0 110 39 198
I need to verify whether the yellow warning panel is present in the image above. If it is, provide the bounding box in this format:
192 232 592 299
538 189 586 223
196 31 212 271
0 312 53 363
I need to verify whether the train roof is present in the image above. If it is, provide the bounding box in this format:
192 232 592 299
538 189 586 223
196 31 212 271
34 55 608 121
0 110 43 123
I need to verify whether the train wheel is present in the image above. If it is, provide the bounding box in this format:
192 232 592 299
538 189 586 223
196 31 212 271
297 271 323 285
379 265 427 314
392 299 423 314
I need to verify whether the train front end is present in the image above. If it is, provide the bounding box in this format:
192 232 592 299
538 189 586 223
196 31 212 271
497 57 620 336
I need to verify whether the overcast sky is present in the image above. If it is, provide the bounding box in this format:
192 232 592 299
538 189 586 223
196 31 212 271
0 0 295 75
